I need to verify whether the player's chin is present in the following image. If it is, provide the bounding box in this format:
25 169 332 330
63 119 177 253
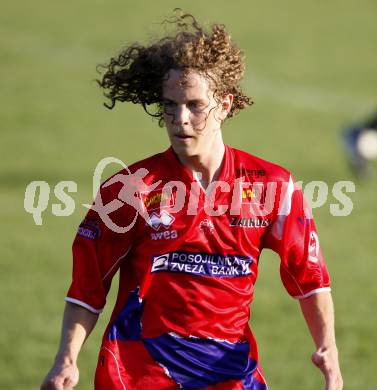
172 142 197 157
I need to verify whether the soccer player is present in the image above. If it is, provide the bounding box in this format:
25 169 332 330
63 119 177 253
342 110 377 177
41 12 343 390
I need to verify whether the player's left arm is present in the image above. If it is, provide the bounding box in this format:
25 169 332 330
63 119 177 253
299 291 343 390
262 175 343 389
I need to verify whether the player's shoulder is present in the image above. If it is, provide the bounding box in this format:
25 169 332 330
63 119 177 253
230 146 292 182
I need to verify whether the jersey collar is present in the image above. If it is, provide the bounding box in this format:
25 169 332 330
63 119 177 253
162 144 236 185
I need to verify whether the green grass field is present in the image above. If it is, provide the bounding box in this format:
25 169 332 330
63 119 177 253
1 1 377 388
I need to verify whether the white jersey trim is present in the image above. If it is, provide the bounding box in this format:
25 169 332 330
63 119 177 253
271 175 294 240
294 287 331 300
101 346 127 389
256 367 269 389
102 245 132 281
64 297 103 314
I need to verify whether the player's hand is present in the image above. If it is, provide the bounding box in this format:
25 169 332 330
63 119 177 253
311 346 343 390
40 359 79 390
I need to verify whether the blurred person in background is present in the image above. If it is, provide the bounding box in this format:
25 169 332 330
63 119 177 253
342 110 377 178
41 11 343 390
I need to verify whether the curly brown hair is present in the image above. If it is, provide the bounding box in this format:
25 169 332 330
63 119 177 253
97 10 253 126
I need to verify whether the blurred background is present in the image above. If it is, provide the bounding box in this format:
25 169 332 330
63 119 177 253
1 0 376 388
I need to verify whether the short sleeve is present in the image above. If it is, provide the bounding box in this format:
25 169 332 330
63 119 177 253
65 185 136 313
262 175 331 299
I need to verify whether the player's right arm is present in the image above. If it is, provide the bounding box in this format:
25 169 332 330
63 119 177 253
41 176 137 389
41 302 99 390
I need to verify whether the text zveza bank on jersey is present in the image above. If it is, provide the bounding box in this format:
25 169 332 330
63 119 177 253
151 251 253 277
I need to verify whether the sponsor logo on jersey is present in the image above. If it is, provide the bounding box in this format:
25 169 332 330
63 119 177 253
236 167 266 178
239 182 263 205
229 217 271 228
150 230 178 240
151 254 170 272
199 219 215 235
151 251 253 277
77 218 101 240
146 210 175 231
242 187 256 202
140 188 174 211
308 231 320 263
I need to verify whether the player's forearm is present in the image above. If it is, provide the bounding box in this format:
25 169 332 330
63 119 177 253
299 291 343 388
299 291 336 349
55 302 99 364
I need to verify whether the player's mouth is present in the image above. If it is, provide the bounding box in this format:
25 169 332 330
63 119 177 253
175 134 194 141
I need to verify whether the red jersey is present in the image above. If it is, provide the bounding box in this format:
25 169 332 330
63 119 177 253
66 145 331 389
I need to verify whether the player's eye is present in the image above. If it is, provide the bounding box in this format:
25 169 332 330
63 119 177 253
163 100 177 113
188 102 206 112
163 100 176 107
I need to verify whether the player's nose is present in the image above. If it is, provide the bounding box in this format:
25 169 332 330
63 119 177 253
173 105 190 125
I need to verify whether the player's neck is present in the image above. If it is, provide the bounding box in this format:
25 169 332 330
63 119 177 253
179 136 225 189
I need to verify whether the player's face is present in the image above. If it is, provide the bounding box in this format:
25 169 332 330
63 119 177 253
162 69 232 158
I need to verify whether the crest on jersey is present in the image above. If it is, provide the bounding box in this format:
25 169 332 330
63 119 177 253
240 183 260 204
199 219 215 235
140 188 175 212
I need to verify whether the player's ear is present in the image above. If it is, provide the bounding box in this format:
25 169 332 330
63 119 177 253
220 94 233 120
